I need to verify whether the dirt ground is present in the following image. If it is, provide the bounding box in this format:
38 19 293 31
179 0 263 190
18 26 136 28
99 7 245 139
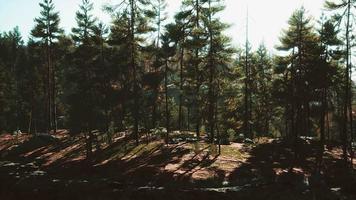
0 131 355 200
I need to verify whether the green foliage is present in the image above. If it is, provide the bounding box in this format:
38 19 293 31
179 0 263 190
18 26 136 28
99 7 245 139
71 0 97 43
31 0 63 42
0 1 351 162
65 0 108 136
220 128 236 144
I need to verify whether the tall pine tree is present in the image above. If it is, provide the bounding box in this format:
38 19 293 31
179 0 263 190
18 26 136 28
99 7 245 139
31 0 63 134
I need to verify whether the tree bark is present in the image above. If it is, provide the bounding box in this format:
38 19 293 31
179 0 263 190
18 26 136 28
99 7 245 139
130 0 139 146
165 59 169 144
178 46 184 131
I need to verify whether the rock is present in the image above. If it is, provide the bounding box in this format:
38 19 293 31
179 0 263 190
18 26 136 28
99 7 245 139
25 162 38 169
169 139 179 144
236 134 245 142
13 130 22 135
243 138 254 144
186 137 198 143
175 138 184 142
137 186 165 191
3 162 19 167
35 133 59 142
222 181 229 186
200 186 244 193
30 170 46 176
330 187 341 192
173 130 181 135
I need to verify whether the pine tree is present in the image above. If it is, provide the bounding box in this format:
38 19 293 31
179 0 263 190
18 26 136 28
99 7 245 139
169 13 188 131
160 32 176 143
105 0 155 145
31 0 63 134
0 27 31 133
204 0 234 144
277 7 319 161
316 16 343 171
26 38 47 133
72 0 97 44
107 14 131 131
67 0 99 159
325 0 356 165
254 44 273 137
175 0 209 138
151 0 168 129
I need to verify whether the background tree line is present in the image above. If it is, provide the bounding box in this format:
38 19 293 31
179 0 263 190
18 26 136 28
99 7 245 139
0 0 354 164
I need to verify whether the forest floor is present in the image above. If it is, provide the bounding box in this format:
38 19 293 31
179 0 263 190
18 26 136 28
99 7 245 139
0 130 355 200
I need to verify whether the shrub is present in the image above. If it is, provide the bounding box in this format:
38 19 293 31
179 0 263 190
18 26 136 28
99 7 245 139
220 128 236 144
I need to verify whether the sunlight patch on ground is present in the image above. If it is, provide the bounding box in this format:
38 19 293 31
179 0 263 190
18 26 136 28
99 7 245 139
162 142 247 181
42 143 84 166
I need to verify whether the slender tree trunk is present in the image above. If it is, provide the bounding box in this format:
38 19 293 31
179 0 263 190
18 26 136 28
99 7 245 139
195 113 201 139
291 45 298 162
178 46 184 131
28 109 32 134
244 42 249 139
51 43 57 134
208 71 215 143
244 10 252 139
165 59 169 144
249 79 253 138
306 102 309 136
284 71 290 139
152 2 162 129
342 0 351 164
44 0 53 135
86 129 93 161
326 103 330 141
46 39 52 134
194 0 201 139
318 88 327 173
152 95 157 129
207 0 215 143
34 118 37 135
130 0 139 146
215 80 220 154
348 45 354 166
187 106 190 130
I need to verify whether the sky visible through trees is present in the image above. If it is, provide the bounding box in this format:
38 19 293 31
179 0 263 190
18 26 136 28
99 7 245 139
0 0 326 50
0 0 355 199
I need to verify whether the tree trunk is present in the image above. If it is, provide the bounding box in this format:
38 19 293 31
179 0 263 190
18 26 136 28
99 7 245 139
348 45 354 166
178 47 184 131
51 47 57 134
46 38 52 134
317 88 327 173
130 0 139 146
194 0 201 139
165 59 170 144
207 0 215 143
152 93 157 129
341 0 351 165
28 109 32 134
86 130 93 161
215 82 220 155
187 106 190 131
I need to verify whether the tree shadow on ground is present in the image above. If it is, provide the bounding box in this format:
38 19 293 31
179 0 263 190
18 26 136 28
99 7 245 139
227 139 356 200
1 134 356 200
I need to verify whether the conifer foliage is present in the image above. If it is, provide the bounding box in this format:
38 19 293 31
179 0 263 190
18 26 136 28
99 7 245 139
0 0 354 167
